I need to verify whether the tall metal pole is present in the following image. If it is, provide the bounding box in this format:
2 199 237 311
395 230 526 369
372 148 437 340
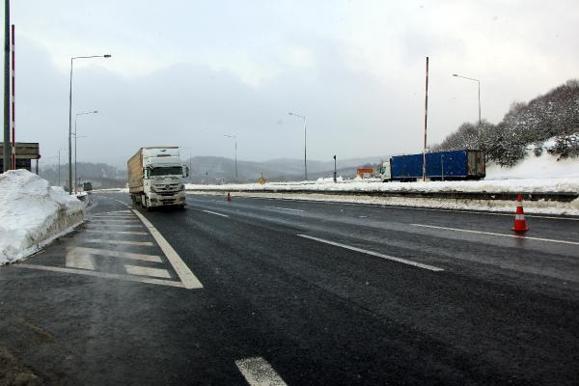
74 117 77 193
477 80 481 125
10 23 14 169
58 149 61 186
288 112 307 180
67 58 73 193
303 117 307 181
2 0 10 172
422 56 429 182
67 54 111 194
234 138 238 179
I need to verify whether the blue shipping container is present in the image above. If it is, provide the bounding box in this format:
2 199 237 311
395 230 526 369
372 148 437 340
390 150 484 180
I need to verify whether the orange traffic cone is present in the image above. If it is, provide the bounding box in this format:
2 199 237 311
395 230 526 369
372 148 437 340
226 192 232 202
512 194 528 233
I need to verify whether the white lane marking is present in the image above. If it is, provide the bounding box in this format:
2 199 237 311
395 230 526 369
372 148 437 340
65 247 162 262
202 209 230 218
298 234 444 272
66 249 95 270
105 209 131 213
90 219 140 223
133 210 203 289
86 230 148 235
15 264 185 288
124 265 171 278
91 214 134 217
88 224 143 228
83 239 154 246
412 224 579 246
235 357 287 386
271 206 304 213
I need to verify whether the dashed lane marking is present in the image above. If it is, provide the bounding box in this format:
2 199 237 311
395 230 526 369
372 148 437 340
87 224 143 228
83 239 154 247
86 230 148 235
89 219 140 223
235 357 287 386
202 209 230 218
124 265 171 278
133 210 204 289
65 247 163 263
412 224 579 246
15 264 185 288
298 234 444 272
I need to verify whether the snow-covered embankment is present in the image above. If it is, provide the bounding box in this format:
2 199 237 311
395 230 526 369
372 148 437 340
0 170 84 265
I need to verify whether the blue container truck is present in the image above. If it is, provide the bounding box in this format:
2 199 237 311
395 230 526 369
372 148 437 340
380 150 485 181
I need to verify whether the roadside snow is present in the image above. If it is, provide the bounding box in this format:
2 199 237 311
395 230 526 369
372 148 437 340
0 170 84 265
186 150 579 194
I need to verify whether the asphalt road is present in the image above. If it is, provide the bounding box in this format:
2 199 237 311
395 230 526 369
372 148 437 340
1 192 578 385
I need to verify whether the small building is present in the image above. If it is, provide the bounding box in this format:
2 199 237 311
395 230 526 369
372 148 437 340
356 167 374 179
0 142 41 173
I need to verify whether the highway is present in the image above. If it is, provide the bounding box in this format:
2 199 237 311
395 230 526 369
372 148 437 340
1 192 578 385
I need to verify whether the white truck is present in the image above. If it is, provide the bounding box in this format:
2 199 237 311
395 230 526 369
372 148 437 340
127 146 189 209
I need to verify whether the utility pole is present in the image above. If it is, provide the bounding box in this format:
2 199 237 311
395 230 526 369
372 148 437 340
2 0 10 173
224 134 238 180
422 56 429 182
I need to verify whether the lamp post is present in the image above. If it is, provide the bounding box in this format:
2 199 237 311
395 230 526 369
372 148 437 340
74 110 98 193
452 73 481 124
68 54 111 194
288 112 307 180
224 134 238 180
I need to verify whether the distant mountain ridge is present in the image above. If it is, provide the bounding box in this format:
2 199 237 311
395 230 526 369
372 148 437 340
39 156 383 187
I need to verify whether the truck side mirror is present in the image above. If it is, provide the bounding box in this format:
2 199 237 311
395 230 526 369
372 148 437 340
183 166 189 178
144 169 150 179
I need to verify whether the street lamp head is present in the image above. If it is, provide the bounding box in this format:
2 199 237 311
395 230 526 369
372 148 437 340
104 54 112 58
92 110 98 114
452 73 458 77
288 112 294 116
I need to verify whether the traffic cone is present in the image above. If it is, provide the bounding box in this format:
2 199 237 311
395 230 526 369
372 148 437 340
226 192 232 202
512 194 528 233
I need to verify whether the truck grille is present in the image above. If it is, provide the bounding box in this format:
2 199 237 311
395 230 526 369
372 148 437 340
154 183 180 194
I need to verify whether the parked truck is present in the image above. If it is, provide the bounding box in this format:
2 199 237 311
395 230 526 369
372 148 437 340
127 146 189 209
379 149 485 182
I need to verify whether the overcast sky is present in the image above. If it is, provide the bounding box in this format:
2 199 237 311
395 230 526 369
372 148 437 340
6 0 579 166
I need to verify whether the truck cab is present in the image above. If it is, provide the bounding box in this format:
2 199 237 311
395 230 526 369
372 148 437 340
128 147 189 209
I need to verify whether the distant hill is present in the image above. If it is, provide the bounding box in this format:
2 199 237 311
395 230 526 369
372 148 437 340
187 156 382 183
38 156 383 187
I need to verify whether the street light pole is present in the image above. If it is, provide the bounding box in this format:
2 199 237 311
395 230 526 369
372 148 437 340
288 112 307 180
67 54 111 194
224 134 238 180
452 73 481 125
74 110 97 193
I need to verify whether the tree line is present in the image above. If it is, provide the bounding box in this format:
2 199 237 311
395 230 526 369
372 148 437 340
434 79 579 166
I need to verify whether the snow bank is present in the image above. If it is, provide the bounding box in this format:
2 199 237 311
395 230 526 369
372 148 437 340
0 170 84 265
486 152 579 180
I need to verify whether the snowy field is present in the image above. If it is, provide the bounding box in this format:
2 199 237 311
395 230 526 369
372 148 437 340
0 170 85 265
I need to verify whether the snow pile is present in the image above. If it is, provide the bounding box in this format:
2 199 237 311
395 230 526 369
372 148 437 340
486 146 579 180
0 170 84 265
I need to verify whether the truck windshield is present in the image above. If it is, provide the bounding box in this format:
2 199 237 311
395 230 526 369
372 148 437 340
149 167 182 176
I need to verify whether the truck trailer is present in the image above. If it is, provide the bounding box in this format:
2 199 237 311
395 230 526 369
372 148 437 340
127 146 189 209
379 149 485 182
